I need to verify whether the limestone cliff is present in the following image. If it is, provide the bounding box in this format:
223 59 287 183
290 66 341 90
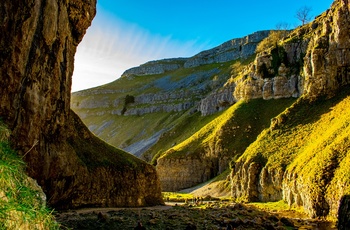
184 31 270 68
121 31 270 78
231 0 350 218
0 0 163 209
121 58 187 78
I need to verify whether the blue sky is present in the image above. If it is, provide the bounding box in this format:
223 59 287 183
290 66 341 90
72 0 334 92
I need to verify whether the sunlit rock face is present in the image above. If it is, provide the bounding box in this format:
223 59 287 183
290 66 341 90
0 1 163 209
231 0 350 218
232 0 350 101
184 31 271 68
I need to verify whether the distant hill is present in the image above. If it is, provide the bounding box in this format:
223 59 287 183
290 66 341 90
71 30 270 157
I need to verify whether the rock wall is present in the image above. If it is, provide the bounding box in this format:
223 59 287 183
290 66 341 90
157 157 213 192
303 0 350 97
184 31 270 68
0 0 163 208
233 38 309 100
233 0 350 101
231 0 350 218
122 58 187 78
157 155 230 191
198 84 236 116
121 31 270 78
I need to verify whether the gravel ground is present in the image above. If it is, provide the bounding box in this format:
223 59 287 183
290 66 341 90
56 202 336 230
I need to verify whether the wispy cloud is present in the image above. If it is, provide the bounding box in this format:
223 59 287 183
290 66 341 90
72 14 211 92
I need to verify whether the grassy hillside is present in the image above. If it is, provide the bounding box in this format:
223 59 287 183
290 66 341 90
235 86 350 217
72 59 240 157
158 98 296 162
0 121 59 229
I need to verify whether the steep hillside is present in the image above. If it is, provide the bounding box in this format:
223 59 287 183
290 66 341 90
71 31 270 157
231 0 350 219
232 88 350 218
157 98 296 191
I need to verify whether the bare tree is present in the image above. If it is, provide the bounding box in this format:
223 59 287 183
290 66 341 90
275 22 290 31
295 6 312 25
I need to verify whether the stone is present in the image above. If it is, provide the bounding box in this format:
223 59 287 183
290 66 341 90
120 31 270 78
0 0 163 209
338 195 350 230
184 31 270 68
122 58 187 78
231 0 350 219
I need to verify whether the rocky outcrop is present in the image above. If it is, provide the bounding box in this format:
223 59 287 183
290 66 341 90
184 31 270 68
233 0 350 101
233 37 308 100
121 31 270 78
231 163 284 202
122 58 187 78
303 0 350 98
157 157 213 192
0 0 163 208
198 84 236 116
231 0 350 218
157 155 230 191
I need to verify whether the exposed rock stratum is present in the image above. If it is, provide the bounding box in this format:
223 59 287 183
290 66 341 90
0 0 163 209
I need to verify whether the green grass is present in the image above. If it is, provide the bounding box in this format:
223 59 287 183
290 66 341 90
146 110 222 164
71 60 242 159
0 121 59 229
159 98 296 161
68 111 148 170
251 200 302 212
235 86 350 217
71 55 260 165
162 192 194 202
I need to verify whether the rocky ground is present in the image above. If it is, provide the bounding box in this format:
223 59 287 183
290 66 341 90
55 201 336 230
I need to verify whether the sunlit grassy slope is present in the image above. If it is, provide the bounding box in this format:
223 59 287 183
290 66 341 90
0 121 59 229
71 52 259 156
72 59 241 158
158 98 296 161
236 86 350 215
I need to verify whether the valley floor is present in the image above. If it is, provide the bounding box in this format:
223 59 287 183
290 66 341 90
56 201 336 230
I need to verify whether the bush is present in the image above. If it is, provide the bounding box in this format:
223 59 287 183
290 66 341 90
256 30 289 53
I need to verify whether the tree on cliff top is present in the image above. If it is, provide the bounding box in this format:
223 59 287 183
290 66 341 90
295 6 312 26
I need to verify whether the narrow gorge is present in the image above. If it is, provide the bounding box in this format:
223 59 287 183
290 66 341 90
71 0 350 220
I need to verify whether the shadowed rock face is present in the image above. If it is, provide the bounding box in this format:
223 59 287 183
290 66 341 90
0 1 163 209
338 195 350 230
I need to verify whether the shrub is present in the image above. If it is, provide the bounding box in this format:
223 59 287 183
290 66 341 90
256 30 289 53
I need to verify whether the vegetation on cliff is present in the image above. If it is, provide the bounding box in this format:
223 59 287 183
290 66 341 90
233 86 350 218
159 98 296 161
0 121 59 229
